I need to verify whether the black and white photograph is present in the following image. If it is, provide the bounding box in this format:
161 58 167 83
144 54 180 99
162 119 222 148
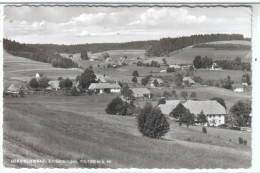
1 3 256 170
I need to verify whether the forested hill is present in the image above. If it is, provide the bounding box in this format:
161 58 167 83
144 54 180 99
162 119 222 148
3 39 158 54
145 34 248 57
4 34 248 56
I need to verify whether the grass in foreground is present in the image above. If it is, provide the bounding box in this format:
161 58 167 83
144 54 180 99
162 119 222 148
3 95 251 168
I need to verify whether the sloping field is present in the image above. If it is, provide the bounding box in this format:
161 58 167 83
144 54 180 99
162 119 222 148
3 51 82 88
3 95 251 168
166 40 251 64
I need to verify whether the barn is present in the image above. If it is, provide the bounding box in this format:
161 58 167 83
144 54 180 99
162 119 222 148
183 100 226 126
158 100 181 116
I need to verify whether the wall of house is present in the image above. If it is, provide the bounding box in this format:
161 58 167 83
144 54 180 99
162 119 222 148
207 114 225 126
111 88 121 93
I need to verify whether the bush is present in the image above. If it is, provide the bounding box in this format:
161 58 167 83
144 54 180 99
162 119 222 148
106 97 128 115
71 87 79 96
158 98 166 105
202 127 207 133
243 140 247 145
238 137 244 144
137 103 170 138
132 70 139 77
29 77 39 88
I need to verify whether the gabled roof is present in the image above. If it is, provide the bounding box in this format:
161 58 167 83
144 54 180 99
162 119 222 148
169 64 181 69
96 74 107 83
183 76 195 84
88 83 121 90
7 83 28 92
183 100 226 115
130 88 151 95
7 84 19 92
151 78 164 84
158 100 181 115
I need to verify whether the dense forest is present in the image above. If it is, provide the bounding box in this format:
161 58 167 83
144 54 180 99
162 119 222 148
28 40 158 54
146 34 247 57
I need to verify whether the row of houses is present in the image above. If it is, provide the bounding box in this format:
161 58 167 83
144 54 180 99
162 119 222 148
87 82 152 98
158 100 226 126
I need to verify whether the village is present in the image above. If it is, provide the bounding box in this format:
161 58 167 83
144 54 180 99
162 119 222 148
4 51 252 129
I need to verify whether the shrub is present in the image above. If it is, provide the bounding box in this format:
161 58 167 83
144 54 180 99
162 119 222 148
202 127 207 133
132 76 138 83
244 140 247 145
106 97 130 115
158 98 166 105
71 87 79 96
137 103 170 138
238 137 244 144
132 70 139 77
186 138 191 141
29 77 39 88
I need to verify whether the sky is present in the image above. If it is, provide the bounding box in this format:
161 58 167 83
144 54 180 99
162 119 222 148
4 6 251 44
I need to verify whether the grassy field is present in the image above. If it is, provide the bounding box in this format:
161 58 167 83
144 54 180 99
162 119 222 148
166 40 251 64
3 95 251 168
3 51 82 88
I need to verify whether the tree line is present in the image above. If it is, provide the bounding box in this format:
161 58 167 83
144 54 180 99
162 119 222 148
4 39 78 68
146 34 246 57
193 56 251 71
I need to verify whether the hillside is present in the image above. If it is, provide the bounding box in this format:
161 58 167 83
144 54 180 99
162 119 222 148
3 95 251 168
165 40 251 65
3 51 82 88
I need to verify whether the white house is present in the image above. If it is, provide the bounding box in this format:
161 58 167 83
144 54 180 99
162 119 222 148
169 64 181 70
130 88 151 98
6 84 20 94
158 100 181 116
47 80 61 91
232 84 245 93
183 100 226 126
88 83 121 94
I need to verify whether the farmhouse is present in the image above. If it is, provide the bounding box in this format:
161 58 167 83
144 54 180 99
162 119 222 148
183 100 226 126
183 76 195 85
151 78 164 87
6 82 29 94
169 64 181 70
88 83 121 94
232 84 245 92
130 88 151 98
47 80 60 91
158 100 181 116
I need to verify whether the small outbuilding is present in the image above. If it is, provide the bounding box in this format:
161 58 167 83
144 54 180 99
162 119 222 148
130 88 151 99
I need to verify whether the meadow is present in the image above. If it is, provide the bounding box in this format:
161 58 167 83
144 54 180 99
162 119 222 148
3 51 82 88
3 95 251 168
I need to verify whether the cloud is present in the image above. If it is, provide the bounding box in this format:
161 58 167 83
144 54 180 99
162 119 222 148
128 8 209 27
4 7 251 44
